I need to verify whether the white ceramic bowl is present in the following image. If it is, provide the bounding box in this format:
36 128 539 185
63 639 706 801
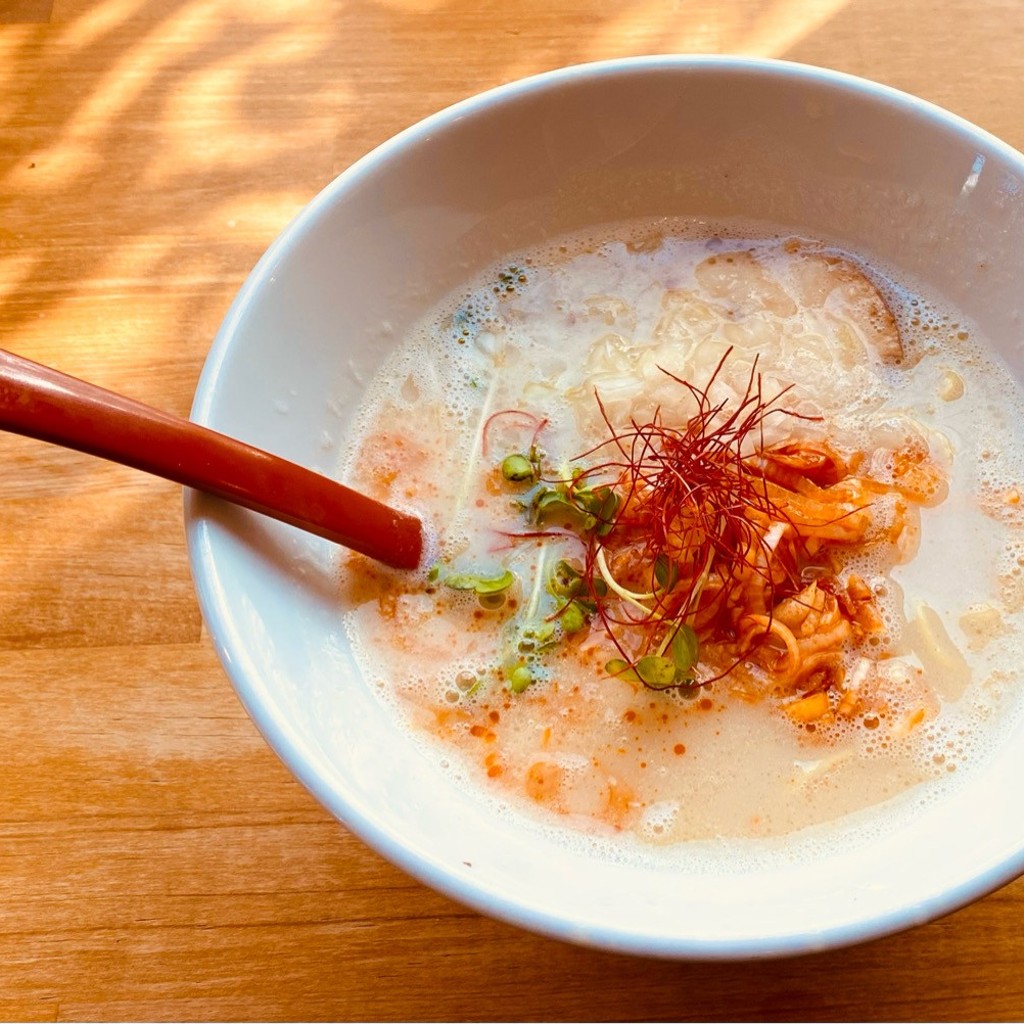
186 56 1024 959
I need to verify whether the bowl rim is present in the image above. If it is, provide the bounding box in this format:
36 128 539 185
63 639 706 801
186 53 1024 960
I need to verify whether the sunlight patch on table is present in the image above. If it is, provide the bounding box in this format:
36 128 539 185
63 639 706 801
57 0 151 48
578 0 851 60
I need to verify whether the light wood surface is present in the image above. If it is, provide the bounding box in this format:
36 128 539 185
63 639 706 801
3 1 1024 1020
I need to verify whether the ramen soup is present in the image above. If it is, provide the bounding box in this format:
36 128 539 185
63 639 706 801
338 223 1024 843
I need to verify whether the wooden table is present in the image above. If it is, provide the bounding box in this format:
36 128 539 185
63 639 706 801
3 1 1024 1019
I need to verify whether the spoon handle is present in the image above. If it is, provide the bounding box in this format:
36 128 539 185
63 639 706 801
0 349 423 569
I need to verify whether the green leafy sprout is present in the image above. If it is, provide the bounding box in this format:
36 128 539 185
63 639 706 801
433 440 704 698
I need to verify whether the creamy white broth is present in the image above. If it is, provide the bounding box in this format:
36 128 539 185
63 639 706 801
337 221 1024 844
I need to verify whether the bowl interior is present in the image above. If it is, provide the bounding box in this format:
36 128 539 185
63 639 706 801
187 56 1024 958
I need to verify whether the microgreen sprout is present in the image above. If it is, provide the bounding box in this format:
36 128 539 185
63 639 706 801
548 558 583 598
604 622 700 690
516 620 557 654
559 601 587 634
501 453 536 483
441 568 516 608
528 480 620 536
653 552 680 592
507 662 534 693
545 558 600 635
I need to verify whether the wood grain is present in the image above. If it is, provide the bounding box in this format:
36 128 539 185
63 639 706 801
3 0 1024 1019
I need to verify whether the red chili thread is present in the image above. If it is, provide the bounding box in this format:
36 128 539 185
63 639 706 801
573 352 825 678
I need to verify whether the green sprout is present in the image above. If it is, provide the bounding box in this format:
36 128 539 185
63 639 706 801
441 568 516 609
501 453 535 483
605 622 700 690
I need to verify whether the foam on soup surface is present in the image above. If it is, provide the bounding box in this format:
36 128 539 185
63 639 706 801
337 222 1024 843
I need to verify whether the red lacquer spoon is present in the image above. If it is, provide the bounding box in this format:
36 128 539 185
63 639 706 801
0 348 424 570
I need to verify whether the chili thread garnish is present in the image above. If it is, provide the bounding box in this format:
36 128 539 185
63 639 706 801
571 350 825 688
481 409 548 458
482 348 894 700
